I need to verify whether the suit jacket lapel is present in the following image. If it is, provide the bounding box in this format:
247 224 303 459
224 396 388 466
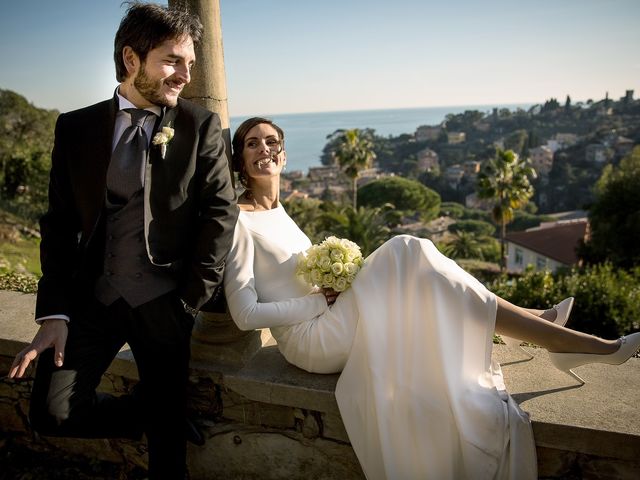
78 96 117 242
144 104 179 265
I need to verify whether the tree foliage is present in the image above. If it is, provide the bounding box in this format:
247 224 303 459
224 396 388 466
283 199 395 257
0 89 58 220
441 231 484 260
282 197 327 244
580 146 640 269
477 149 536 270
448 219 495 237
358 176 441 222
318 204 395 257
332 129 376 209
489 264 640 338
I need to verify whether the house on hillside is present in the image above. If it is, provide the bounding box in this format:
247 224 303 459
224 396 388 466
447 132 466 144
308 165 340 181
585 144 610 164
444 164 465 188
463 160 481 176
546 133 579 152
505 218 588 273
415 125 442 142
416 148 439 172
613 136 634 157
529 146 554 176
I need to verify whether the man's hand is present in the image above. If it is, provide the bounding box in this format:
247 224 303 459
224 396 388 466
8 319 68 379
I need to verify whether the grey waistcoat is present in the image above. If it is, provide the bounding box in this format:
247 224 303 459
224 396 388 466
94 191 177 308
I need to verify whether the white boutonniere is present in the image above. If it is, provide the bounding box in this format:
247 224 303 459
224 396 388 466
152 124 175 159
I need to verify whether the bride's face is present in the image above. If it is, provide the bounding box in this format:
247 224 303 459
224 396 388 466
242 123 287 183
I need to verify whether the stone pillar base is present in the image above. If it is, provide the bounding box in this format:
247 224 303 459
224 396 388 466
190 311 265 370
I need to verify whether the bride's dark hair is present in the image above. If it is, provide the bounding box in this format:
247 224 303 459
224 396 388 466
232 117 285 187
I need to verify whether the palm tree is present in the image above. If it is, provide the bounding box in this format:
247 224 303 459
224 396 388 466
333 129 376 209
320 204 393 256
282 197 325 243
442 231 484 260
477 149 536 271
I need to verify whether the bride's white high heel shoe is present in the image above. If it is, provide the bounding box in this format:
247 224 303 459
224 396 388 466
502 297 575 358
547 332 640 385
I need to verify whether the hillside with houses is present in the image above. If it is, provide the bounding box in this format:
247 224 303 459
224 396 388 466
287 90 639 215
1 88 639 337
273 91 639 278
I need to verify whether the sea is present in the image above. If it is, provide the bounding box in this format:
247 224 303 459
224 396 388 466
230 103 532 174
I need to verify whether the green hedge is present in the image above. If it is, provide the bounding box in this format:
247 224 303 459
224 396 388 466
488 264 640 338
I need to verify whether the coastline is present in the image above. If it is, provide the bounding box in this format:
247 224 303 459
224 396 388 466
230 103 533 173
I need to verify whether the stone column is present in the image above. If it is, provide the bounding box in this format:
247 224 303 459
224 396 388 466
169 0 231 154
169 0 264 369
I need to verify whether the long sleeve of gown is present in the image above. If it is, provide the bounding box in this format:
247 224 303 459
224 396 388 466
224 217 327 331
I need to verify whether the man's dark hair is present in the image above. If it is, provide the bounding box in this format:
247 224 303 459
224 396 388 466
114 2 203 81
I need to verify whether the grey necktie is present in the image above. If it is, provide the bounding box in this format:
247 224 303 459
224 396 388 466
107 108 151 202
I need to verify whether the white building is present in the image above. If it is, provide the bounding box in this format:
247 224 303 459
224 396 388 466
415 125 442 142
416 148 439 172
505 219 588 273
529 146 554 176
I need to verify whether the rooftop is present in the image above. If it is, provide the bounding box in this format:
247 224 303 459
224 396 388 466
505 220 588 265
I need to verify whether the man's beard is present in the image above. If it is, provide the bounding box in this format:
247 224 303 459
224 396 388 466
134 64 178 108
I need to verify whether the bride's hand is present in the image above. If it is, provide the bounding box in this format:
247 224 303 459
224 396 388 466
311 287 339 306
322 287 339 306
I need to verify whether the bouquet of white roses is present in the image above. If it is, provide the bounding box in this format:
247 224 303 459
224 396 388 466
296 236 364 292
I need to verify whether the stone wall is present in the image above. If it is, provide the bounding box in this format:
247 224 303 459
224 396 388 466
1 347 363 479
2 290 640 479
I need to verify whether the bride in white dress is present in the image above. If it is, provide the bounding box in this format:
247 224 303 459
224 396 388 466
223 117 640 480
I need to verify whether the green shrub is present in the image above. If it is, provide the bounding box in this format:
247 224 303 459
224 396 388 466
448 219 496 237
479 237 501 263
359 176 441 222
439 202 465 218
0 271 38 293
488 264 640 338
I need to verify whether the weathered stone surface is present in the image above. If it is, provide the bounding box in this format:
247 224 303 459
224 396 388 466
0 290 38 357
188 424 364 480
320 410 350 443
3 290 640 479
225 346 341 413
536 445 640 480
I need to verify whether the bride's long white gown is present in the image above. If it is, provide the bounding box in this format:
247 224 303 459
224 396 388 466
224 205 536 480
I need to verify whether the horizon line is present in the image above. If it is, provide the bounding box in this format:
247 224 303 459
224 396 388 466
229 95 621 119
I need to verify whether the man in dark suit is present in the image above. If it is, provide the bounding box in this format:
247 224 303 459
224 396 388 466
8 3 238 478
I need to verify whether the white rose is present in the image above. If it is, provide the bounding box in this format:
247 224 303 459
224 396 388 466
306 256 316 269
322 273 335 286
153 132 168 145
334 277 348 292
310 269 323 285
344 262 358 275
331 262 344 275
162 126 175 140
317 255 332 272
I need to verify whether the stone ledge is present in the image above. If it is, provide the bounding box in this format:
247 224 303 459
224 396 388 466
225 346 341 414
494 346 640 469
2 290 639 479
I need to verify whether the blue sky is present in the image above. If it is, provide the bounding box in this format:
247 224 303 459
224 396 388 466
1 0 638 116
